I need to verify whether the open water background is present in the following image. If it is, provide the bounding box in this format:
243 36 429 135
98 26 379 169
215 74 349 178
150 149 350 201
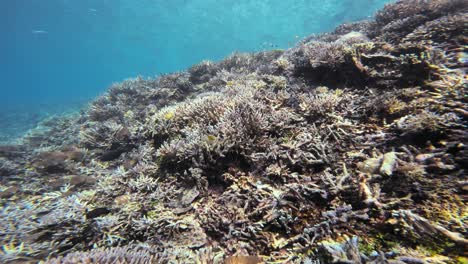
0 0 391 142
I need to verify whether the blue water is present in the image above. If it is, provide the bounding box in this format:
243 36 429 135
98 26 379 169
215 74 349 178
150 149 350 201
0 0 391 141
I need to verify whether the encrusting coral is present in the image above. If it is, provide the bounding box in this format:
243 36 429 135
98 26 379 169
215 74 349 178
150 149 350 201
0 0 467 263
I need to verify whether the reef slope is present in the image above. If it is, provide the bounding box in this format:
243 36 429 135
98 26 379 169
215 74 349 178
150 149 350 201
1 0 467 263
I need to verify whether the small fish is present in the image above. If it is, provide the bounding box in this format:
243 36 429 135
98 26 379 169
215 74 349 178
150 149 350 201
32 30 48 34
89 8 97 12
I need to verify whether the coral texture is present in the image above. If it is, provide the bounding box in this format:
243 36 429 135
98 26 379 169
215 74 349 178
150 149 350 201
1 0 467 263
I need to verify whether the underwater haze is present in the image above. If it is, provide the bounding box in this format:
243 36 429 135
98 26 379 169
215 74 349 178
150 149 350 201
0 0 390 142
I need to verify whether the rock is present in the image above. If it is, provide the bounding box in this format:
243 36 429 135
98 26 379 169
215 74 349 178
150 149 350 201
180 187 200 206
65 149 85 161
0 145 26 158
86 207 110 219
33 151 69 173
358 152 398 176
100 148 125 161
357 156 382 174
33 148 86 173
380 152 398 176
0 186 19 199
69 175 96 187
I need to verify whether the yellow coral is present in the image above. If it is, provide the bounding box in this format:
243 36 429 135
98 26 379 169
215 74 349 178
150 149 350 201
164 111 175 120
206 135 217 142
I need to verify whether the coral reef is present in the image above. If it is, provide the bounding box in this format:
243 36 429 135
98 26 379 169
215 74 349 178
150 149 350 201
0 0 467 263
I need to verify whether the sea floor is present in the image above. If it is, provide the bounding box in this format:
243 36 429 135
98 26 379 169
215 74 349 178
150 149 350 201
0 102 87 145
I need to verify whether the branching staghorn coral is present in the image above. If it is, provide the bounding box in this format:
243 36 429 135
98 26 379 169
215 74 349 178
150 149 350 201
373 0 468 43
1 0 467 263
147 92 228 140
43 244 159 264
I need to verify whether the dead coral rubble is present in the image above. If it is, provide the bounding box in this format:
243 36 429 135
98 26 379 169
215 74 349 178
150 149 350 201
1 0 467 263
